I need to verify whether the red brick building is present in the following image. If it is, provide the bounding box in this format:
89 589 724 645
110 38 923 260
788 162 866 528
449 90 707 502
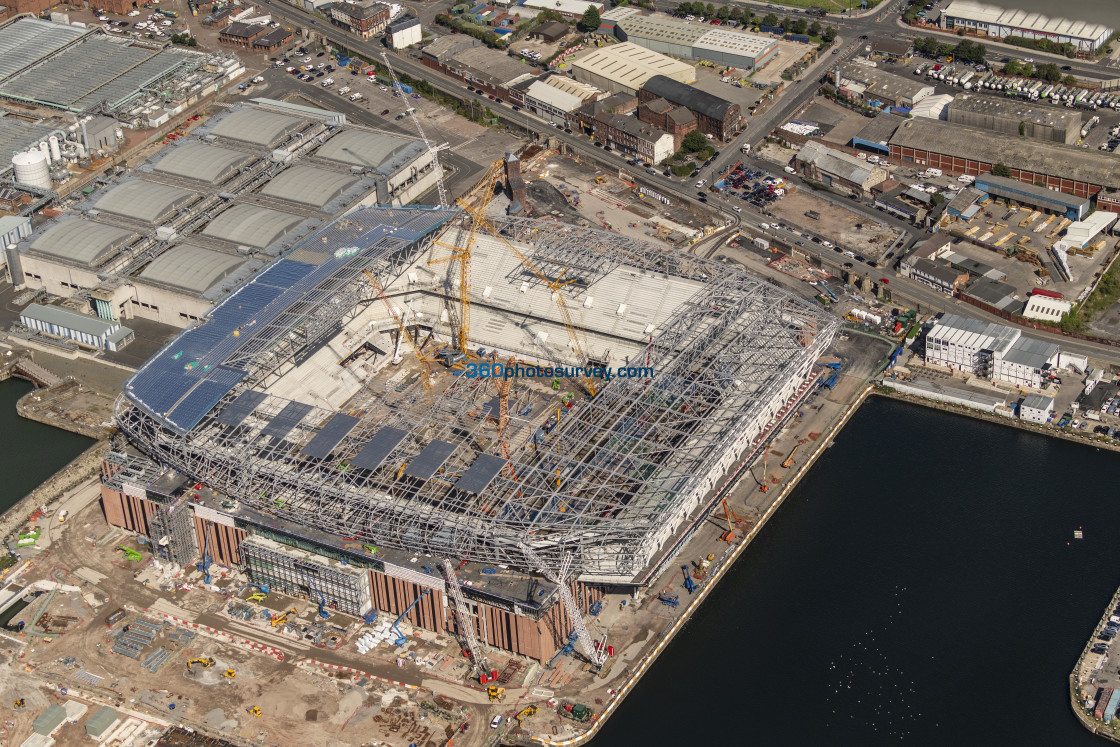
219 22 268 48
637 75 742 142
637 97 696 150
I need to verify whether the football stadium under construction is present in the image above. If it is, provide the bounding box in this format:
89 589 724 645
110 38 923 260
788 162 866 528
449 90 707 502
99 162 837 664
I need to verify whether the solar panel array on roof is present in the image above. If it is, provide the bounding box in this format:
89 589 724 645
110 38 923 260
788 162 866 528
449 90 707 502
165 377 243 432
403 440 457 480
456 454 507 494
217 390 268 426
261 400 314 440
352 427 407 471
302 413 360 458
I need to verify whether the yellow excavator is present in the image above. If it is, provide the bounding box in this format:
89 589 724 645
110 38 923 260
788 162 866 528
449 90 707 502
222 669 236 680
186 656 215 673
249 706 262 717
13 698 25 709
271 608 296 628
487 685 505 702
516 704 538 725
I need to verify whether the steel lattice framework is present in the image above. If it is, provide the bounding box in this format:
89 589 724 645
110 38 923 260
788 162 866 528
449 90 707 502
115 208 837 581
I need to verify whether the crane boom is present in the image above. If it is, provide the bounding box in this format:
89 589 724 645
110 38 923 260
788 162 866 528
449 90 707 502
442 558 488 677
517 543 606 667
380 52 448 208
458 206 597 396
361 269 433 403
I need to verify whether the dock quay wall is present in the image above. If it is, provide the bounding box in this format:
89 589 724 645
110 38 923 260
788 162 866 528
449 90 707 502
0 442 105 541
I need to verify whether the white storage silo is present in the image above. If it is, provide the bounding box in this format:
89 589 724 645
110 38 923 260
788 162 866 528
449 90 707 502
48 136 61 163
13 150 50 189
38 141 51 164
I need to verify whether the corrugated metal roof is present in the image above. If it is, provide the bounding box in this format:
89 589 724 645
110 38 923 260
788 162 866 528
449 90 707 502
573 42 695 90
138 244 247 294
1001 335 1058 369
32 704 67 735
94 180 196 223
1021 392 1054 410
85 706 118 738
210 108 307 146
154 141 255 183
942 0 1113 41
315 129 425 173
641 75 734 120
0 118 62 174
202 204 302 247
28 218 137 266
22 302 124 336
0 18 88 82
259 166 358 207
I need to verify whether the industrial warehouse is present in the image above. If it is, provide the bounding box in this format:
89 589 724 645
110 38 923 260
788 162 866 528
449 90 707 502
9 100 441 329
939 0 1115 53
100 190 836 665
0 17 243 183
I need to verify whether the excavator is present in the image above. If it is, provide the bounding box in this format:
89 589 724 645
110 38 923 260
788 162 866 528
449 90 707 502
487 685 506 702
186 656 215 673
13 698 25 709
515 704 538 725
249 706 262 717
222 669 236 680
271 608 296 628
117 546 143 562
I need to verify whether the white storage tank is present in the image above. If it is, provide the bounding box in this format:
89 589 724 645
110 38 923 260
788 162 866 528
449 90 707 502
48 136 61 163
12 150 50 189
39 140 51 164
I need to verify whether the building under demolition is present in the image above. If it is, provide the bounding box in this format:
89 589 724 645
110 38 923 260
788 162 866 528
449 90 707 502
102 203 836 662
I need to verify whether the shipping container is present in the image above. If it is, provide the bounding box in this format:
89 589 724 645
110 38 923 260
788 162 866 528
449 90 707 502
1105 689 1120 722
753 237 769 250
1096 688 1113 720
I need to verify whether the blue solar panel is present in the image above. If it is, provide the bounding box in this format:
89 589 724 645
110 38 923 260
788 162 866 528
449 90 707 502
302 413 360 459
456 454 507 494
352 427 407 471
166 379 241 432
217 390 268 426
403 440 457 480
261 401 314 440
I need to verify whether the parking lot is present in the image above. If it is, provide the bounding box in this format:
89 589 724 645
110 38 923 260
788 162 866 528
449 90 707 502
767 189 902 263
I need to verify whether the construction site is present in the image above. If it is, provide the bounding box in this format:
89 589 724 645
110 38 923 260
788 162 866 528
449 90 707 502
0 125 875 745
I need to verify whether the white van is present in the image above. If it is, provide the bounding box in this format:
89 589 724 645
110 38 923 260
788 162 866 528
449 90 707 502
740 143 751 153
927 168 943 177
759 223 770 230
695 179 706 188
784 165 796 174
867 155 880 164
321 77 334 87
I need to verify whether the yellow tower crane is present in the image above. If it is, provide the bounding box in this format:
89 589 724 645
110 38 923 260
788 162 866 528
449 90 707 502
428 158 505 354
457 206 598 397
362 269 435 405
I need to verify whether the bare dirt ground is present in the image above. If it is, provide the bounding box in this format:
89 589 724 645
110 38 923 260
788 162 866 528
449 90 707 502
769 189 901 259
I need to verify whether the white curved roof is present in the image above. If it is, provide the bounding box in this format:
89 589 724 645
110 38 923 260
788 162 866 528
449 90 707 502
315 130 423 173
201 204 302 248
28 219 137 267
94 180 195 223
259 166 358 208
138 244 246 294
210 108 306 146
153 142 254 183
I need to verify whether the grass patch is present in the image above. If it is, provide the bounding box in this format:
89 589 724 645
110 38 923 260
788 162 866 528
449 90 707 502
1068 258 1120 329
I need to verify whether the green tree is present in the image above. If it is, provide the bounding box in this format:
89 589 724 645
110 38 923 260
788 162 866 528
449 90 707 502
930 192 946 206
822 26 837 43
1020 64 1034 78
808 21 821 37
705 3 715 18
578 4 600 31
1062 74 1078 86
1003 59 1021 76
1036 62 1061 82
990 162 1012 178
729 6 742 22
762 12 778 27
916 36 939 56
682 130 708 152
791 18 808 34
938 42 954 57
717 5 730 20
953 39 986 63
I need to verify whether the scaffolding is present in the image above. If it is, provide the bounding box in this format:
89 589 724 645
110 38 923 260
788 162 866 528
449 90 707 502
240 537 369 616
114 208 837 581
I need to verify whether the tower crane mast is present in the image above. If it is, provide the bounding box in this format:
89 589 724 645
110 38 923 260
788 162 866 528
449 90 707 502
361 269 434 403
442 559 488 677
380 52 448 208
517 543 607 668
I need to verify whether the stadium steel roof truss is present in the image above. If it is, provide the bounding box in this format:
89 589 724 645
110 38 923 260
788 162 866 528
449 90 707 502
115 207 836 580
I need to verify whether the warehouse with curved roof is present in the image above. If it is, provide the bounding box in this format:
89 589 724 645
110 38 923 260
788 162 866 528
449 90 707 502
94 180 196 224
27 219 137 267
259 166 359 208
201 204 304 248
315 129 428 173
153 142 256 183
209 107 308 146
137 244 247 295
